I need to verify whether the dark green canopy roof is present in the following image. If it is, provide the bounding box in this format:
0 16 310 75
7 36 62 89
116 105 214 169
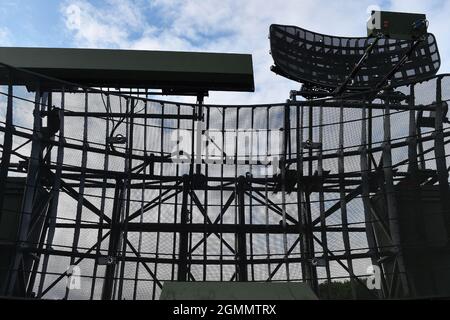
0 47 254 92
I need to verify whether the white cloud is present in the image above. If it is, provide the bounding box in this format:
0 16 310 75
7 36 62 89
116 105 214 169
62 0 147 48
0 27 11 46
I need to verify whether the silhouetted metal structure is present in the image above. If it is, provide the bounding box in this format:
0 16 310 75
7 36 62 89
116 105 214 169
0 18 449 300
270 24 440 91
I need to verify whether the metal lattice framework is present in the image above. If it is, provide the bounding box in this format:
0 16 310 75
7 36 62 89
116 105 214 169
1 24 450 301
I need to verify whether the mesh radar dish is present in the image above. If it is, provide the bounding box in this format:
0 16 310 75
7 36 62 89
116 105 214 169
269 24 441 91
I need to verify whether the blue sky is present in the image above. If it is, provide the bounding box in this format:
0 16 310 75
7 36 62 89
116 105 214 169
0 1 64 47
1 0 450 104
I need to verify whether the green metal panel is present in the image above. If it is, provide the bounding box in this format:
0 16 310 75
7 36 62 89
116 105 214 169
0 177 48 296
369 184 450 298
160 282 318 300
0 47 254 92
0 177 26 291
367 11 427 40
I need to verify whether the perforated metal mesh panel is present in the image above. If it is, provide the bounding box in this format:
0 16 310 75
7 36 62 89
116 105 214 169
270 24 441 90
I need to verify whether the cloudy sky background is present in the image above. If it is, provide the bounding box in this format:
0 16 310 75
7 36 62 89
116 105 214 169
1 0 450 104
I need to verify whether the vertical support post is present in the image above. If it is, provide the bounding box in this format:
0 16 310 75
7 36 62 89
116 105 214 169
27 91 55 297
368 103 373 172
435 77 450 229
265 107 272 280
177 175 190 281
317 102 331 298
0 79 14 295
117 98 133 299
37 89 65 298
408 86 419 174
405 84 422 297
281 104 290 280
233 108 240 281
5 89 46 296
37 92 63 296
295 102 312 287
66 90 89 299
383 94 410 297
90 92 110 300
308 105 313 176
338 102 357 299
360 102 386 299
248 107 255 281
101 179 124 300
305 102 318 292
152 100 164 298
195 95 204 175
134 91 149 299
203 107 210 281
236 176 248 282
219 107 226 281
0 81 13 222
303 192 318 293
